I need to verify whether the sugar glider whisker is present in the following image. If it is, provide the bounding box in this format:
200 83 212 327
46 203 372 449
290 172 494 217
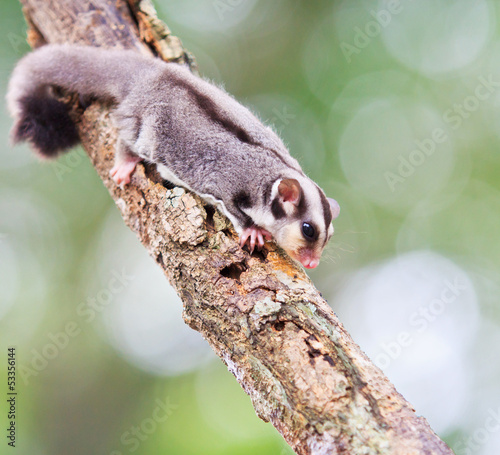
7 44 340 269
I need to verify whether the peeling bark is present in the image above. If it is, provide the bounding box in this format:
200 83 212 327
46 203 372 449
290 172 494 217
18 1 454 454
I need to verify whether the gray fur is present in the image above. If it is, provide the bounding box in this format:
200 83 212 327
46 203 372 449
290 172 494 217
7 44 339 267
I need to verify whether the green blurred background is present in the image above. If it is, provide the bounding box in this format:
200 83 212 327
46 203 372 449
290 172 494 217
2 0 500 454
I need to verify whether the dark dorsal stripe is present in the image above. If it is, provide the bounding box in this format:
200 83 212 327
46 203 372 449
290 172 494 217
168 74 261 146
167 72 303 172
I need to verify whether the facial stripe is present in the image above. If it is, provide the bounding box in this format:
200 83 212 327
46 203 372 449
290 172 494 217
271 197 286 219
317 186 333 235
295 186 307 218
322 229 330 247
234 191 251 209
184 82 257 146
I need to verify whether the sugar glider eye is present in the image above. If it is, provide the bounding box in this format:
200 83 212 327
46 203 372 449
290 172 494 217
301 222 315 240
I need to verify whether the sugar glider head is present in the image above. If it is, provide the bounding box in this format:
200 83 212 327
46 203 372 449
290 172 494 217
268 176 340 269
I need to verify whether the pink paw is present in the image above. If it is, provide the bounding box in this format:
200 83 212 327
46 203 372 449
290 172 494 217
239 226 272 253
109 156 141 186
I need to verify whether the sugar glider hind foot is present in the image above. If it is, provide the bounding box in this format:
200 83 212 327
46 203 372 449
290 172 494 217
109 154 142 186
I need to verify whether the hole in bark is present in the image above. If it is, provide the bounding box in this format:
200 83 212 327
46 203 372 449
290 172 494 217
205 205 215 229
220 261 248 280
252 247 268 261
124 0 141 30
161 179 176 189
273 321 285 331
156 252 163 266
140 162 165 185
323 354 335 366
305 335 323 362
77 94 96 110
308 349 321 359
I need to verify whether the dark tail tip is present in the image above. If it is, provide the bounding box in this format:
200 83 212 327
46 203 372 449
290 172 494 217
12 93 80 158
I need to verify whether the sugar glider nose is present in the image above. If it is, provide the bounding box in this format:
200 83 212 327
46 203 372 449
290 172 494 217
302 258 320 269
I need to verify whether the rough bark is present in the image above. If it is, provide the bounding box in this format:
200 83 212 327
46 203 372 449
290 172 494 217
18 1 454 454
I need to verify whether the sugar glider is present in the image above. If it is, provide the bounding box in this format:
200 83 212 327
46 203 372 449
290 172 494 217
7 44 340 269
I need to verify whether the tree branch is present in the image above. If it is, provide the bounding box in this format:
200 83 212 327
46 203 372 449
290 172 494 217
18 1 454 453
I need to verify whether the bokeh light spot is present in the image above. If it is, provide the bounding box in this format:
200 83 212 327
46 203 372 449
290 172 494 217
332 250 479 433
86 210 214 376
380 0 492 77
337 97 455 210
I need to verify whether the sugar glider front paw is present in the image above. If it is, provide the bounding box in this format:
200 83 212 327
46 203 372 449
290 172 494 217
239 226 272 253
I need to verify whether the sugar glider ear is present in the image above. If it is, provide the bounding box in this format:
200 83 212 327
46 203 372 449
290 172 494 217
278 178 301 206
328 198 340 220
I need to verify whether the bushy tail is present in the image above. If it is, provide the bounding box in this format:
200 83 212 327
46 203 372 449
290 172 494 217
6 44 156 158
